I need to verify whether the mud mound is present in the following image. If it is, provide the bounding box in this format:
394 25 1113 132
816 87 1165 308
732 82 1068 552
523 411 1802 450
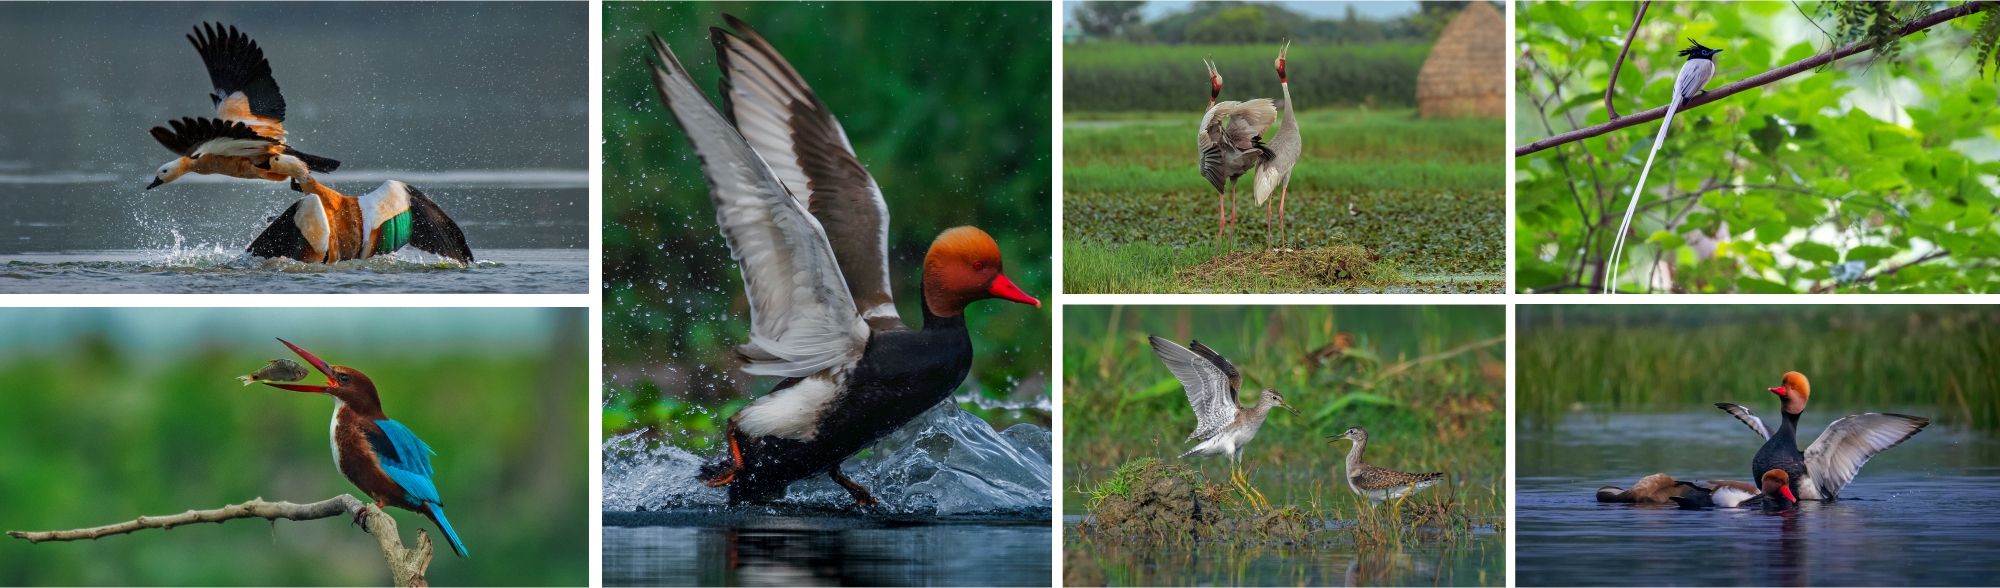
1215 505 1309 538
1084 460 1221 536
1178 246 1383 287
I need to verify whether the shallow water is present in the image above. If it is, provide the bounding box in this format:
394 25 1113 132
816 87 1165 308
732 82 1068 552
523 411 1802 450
0 180 586 293
0 248 585 293
602 403 1054 586
1519 411 2000 587
1064 516 1502 587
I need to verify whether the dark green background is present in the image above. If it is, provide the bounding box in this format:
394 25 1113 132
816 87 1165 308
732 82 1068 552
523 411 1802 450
0 308 586 586
601 2 1054 444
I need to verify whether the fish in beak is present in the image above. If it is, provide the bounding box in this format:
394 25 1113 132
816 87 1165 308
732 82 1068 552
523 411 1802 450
262 338 338 393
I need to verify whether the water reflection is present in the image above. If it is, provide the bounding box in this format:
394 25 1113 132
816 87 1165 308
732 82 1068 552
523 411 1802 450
605 518 1052 587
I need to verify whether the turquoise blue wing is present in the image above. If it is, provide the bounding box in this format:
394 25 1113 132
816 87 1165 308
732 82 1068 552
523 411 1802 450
365 419 442 505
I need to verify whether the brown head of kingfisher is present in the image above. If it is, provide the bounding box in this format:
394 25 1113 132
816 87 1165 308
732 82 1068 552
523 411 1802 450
262 338 469 558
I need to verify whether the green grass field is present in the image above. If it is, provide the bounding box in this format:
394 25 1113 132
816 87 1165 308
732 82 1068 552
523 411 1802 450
1064 109 1504 293
1063 305 1506 524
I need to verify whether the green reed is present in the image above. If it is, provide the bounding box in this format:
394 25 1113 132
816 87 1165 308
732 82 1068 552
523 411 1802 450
1518 305 2000 430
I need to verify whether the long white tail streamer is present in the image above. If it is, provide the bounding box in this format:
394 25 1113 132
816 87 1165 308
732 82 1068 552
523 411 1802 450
1605 92 1682 294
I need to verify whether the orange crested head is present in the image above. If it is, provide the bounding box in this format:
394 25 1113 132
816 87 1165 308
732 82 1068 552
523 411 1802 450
1768 371 1810 414
921 226 1040 317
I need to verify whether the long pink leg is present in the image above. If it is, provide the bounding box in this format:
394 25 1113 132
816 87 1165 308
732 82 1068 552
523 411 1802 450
1216 191 1226 256
1265 201 1273 248
1279 180 1290 247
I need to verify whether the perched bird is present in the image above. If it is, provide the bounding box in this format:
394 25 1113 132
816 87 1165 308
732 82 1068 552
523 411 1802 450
149 23 339 190
1606 39 1722 293
1596 472 1756 505
1716 371 1929 500
246 179 474 264
237 358 308 386
1252 41 1302 249
646 17 1041 506
1671 469 1797 510
259 339 467 558
1330 426 1444 504
1149 336 1299 475
1197 59 1277 256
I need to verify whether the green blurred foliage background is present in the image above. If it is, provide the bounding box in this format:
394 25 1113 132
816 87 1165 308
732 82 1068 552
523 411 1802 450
1518 305 2000 429
1516 1 2000 293
0 308 586 586
1062 305 1505 517
601 2 1053 445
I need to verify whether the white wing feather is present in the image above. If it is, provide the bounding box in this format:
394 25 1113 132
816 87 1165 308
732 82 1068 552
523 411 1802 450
1803 413 1928 499
647 34 866 378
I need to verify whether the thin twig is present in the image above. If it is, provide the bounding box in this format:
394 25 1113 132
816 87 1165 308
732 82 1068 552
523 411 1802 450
8 495 434 587
1604 1 1653 119
1808 249 1952 292
1516 0 1994 156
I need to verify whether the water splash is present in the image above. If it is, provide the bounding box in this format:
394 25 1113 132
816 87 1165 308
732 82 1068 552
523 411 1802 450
603 402 1051 515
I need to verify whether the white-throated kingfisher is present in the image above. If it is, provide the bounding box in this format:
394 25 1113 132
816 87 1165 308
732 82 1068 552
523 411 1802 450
262 338 469 558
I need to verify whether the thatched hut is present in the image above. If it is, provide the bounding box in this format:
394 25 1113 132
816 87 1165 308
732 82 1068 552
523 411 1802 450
1416 1 1505 118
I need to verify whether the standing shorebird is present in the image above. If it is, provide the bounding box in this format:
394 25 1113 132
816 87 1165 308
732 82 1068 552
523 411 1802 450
1149 335 1300 484
1253 41 1301 250
1197 60 1277 256
1330 427 1444 504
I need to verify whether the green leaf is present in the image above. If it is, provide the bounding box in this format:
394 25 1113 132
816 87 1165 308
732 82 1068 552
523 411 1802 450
1646 230 1686 250
1846 245 1898 264
1736 277 1798 294
1544 3 1589 39
1788 241 1839 265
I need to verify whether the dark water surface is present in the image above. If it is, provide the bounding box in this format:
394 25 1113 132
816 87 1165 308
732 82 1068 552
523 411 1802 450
0 180 586 292
1064 515 1501 587
1520 411 2000 587
605 509 1051 587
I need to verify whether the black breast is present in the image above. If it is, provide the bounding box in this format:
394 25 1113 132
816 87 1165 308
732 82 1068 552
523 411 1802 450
718 317 973 504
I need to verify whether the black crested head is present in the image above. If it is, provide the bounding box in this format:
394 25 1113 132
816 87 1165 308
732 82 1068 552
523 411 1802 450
1678 39 1723 60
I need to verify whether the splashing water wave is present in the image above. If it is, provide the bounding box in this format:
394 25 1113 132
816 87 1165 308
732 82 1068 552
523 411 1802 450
604 402 1051 516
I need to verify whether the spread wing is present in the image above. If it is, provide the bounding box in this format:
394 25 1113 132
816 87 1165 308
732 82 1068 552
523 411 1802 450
648 32 866 378
150 117 277 158
1197 105 1227 193
404 184 476 263
1219 98 1276 149
710 16 896 328
1804 413 1929 499
188 22 288 140
1714 402 1772 441
1150 336 1239 442
364 419 444 506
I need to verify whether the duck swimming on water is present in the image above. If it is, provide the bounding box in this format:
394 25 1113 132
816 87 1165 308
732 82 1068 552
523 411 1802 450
1717 372 1928 500
645 17 1042 506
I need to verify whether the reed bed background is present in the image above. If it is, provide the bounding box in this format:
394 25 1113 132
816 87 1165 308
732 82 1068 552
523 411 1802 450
1518 305 2000 430
1064 42 1427 112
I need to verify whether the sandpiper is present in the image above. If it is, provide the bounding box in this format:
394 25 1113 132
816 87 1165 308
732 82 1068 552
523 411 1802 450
1330 426 1444 504
1149 336 1301 478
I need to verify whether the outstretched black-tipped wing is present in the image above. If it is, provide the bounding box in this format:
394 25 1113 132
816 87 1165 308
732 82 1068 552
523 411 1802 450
189 22 287 124
1187 340 1243 396
283 146 341 173
150 116 276 158
404 185 475 263
709 15 896 328
248 199 308 259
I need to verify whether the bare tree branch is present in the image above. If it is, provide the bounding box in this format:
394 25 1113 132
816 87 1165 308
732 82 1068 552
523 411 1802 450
1809 249 1953 293
8 495 434 587
1604 1 1653 119
1517 0 1995 157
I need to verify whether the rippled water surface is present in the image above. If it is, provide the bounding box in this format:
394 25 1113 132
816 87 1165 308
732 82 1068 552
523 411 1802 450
1520 411 2000 587
0 182 586 293
601 403 1054 586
